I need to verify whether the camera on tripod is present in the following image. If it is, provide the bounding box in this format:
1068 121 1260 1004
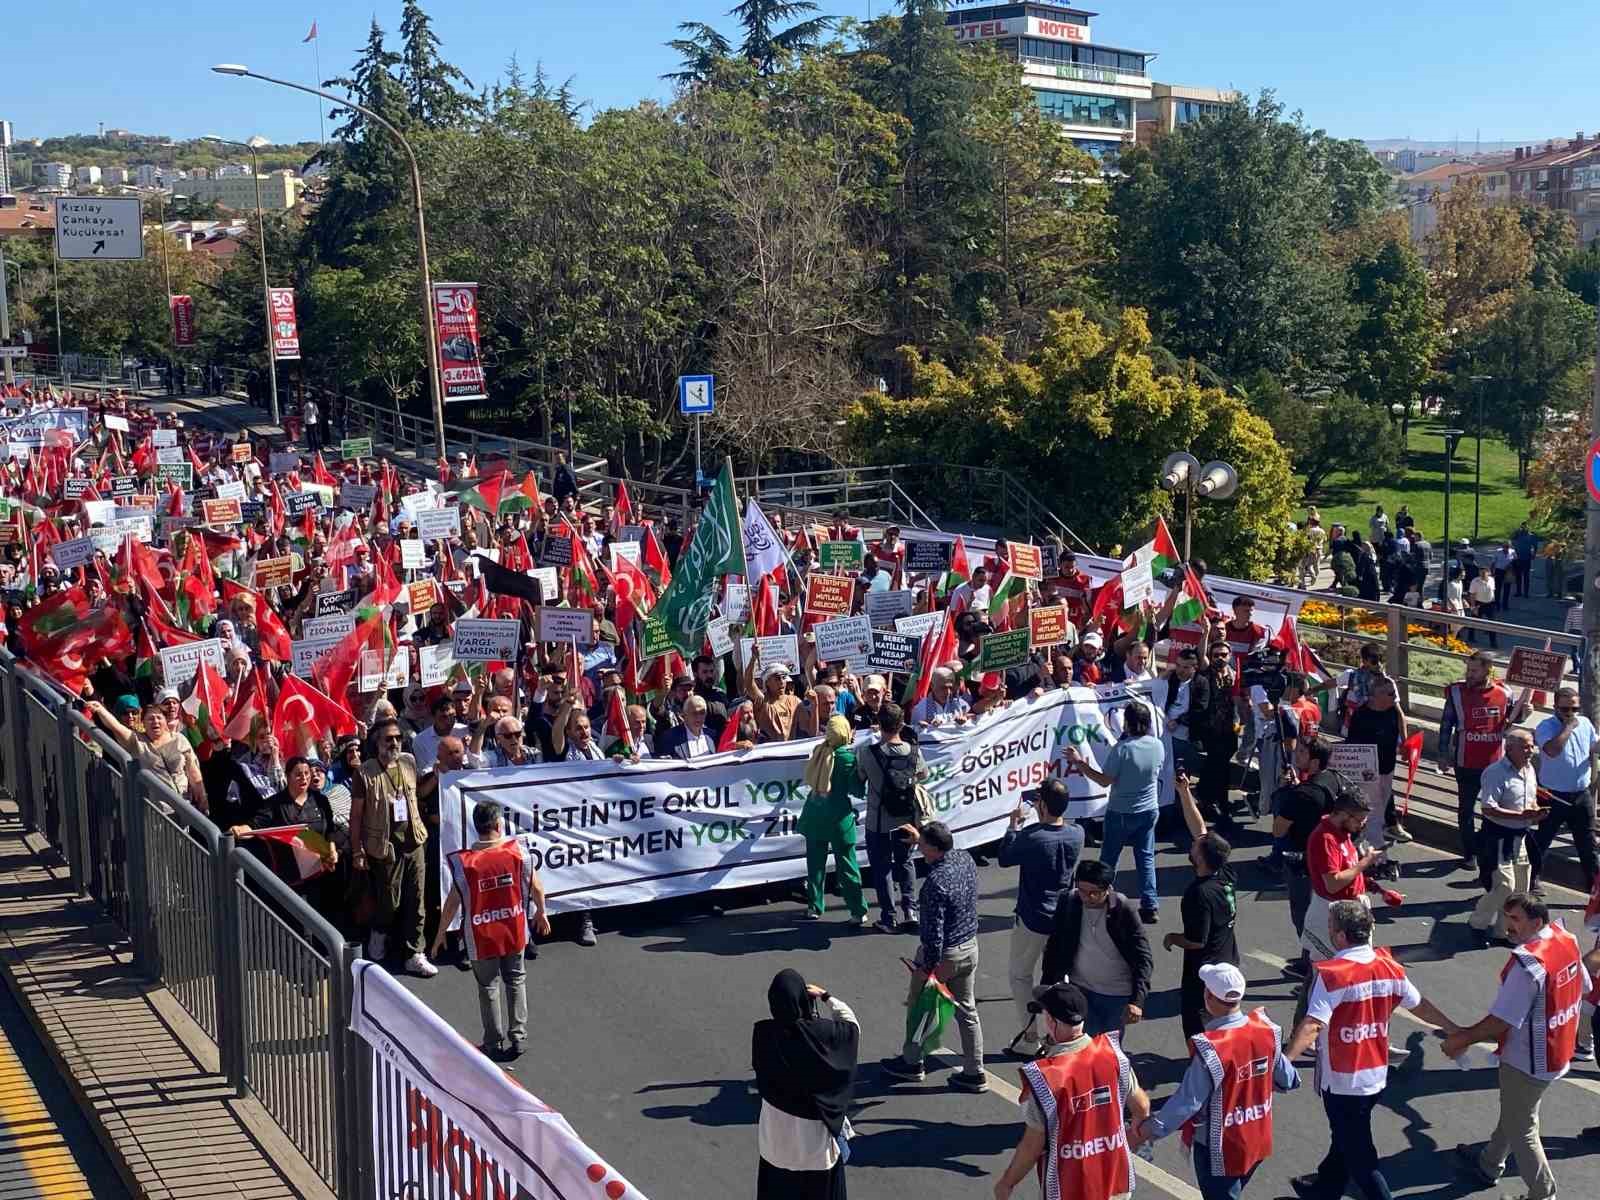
1240 648 1289 703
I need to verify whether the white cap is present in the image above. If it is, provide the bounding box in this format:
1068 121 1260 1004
1198 962 1247 1004
762 662 791 681
1081 631 1103 648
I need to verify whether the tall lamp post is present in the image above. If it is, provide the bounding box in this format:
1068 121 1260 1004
211 64 446 459
202 134 279 425
1468 374 1492 540
1438 427 1465 600
1159 452 1239 561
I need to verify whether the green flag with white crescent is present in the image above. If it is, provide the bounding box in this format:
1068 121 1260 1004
654 461 746 654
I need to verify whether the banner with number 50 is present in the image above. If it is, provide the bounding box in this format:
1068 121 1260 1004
431 282 487 402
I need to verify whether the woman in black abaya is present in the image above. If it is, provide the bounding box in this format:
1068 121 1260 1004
752 969 860 1199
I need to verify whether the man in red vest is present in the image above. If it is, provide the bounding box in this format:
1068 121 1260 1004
432 801 550 1062
1055 551 1095 629
1284 900 1456 1200
1437 651 1529 870
992 982 1151 1200
1444 892 1592 1200
1131 963 1299 1200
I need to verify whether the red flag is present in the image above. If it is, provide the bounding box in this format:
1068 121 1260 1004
1400 731 1424 813
224 666 268 742
751 574 780 638
903 610 957 710
1087 577 1124 633
718 704 746 752
610 556 658 630
303 20 318 42
220 578 291 662
612 481 634 534
317 610 385 704
642 525 672 589
602 687 633 753
312 452 336 488
272 673 355 756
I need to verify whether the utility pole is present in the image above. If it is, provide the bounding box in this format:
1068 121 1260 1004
1583 299 1600 732
0 240 13 387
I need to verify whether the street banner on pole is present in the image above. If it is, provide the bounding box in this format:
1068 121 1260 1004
170 295 196 347
269 288 301 360
432 282 486 402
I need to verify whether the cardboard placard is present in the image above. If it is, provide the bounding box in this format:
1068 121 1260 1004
401 489 441 514
64 478 93 500
1329 742 1379 784
419 643 456 687
231 441 254 464
82 500 116 526
814 614 873 669
415 506 460 540
340 437 373 460
239 501 265 523
721 583 751 626
641 613 676 660
617 524 646 544
538 606 596 645
454 618 521 662
1121 556 1154 609
1040 544 1061 579
359 647 411 691
123 492 157 511
253 556 294 590
905 540 951 573
302 612 356 641
895 610 944 641
1006 541 1044 581
805 572 854 617
540 534 574 567
156 462 193 488
200 497 242 525
867 631 918 674
752 634 801 672
291 635 343 678
214 479 247 501
864 588 914 628
269 451 301 475
400 539 426 571
51 537 96 570
151 428 178 448
104 414 130 433
1565 606 1584 634
110 475 138 497
818 540 864 571
977 627 1032 672
609 540 641 569
284 491 320 517
530 567 559 604
158 638 225 687
314 589 353 617
1505 647 1568 692
90 528 123 557
1029 604 1072 649
407 579 437 614
156 445 186 466
339 482 377 512
706 616 736 657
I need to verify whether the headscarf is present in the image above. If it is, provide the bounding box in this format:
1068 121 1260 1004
751 969 858 1136
802 715 853 795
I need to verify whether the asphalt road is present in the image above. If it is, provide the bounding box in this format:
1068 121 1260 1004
397 821 1600 1200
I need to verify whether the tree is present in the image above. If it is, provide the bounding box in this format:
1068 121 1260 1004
1315 135 1396 231
1463 286 1596 483
1246 374 1405 498
1520 205 1576 291
300 265 425 407
398 0 476 127
1527 416 1590 557
1424 178 1534 332
1109 94 1352 388
845 307 1299 578
1345 235 1441 419
665 22 733 85
729 1 832 74
1562 239 1600 304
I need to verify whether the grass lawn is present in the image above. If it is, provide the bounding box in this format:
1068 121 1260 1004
1298 416 1533 546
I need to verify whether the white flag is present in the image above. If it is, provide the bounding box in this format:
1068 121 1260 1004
742 498 787 582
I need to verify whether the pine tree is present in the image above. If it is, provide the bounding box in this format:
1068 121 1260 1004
730 1 832 73
665 22 732 85
398 0 476 127
324 18 405 145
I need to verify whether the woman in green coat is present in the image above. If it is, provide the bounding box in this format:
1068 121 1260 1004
798 716 872 924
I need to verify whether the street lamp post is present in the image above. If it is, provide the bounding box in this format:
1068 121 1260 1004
1159 452 1239 561
212 64 446 459
1468 374 1492 540
1438 427 1464 600
203 134 279 425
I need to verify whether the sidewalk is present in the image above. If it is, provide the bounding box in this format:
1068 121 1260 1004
0 798 333 1200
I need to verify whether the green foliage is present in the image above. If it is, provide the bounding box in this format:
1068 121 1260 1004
398 0 477 127
1247 374 1405 498
845 308 1299 577
1560 240 1600 304
1314 134 1398 231
1519 205 1577 290
1109 94 1352 388
1344 235 1441 412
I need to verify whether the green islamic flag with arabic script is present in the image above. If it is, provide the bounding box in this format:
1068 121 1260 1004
653 461 746 655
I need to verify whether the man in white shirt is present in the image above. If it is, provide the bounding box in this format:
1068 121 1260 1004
412 695 471 774
1467 566 1497 646
948 564 991 616
660 695 716 760
1471 729 1546 942
1531 685 1599 894
912 668 971 728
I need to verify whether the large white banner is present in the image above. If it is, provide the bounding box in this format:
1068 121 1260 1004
440 685 1166 915
350 961 647 1200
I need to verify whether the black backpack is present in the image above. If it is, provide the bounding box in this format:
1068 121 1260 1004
871 741 919 820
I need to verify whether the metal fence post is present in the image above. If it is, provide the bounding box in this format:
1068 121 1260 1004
213 835 247 1094
123 769 151 974
1386 606 1410 709
328 940 363 1200
56 719 88 894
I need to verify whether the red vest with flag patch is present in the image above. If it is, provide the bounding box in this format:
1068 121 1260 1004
1020 1034 1133 1200
1311 947 1410 1093
448 839 529 961
1188 1010 1279 1178
1497 921 1585 1079
1056 570 1094 627
1443 681 1512 770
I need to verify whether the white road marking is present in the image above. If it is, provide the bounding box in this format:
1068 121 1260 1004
924 1052 1207 1200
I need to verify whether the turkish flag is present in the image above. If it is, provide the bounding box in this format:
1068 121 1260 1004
272 673 355 755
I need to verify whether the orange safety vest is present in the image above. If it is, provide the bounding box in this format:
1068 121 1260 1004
1498 922 1586 1078
1019 1034 1133 1200
1188 1010 1280 1178
447 839 530 961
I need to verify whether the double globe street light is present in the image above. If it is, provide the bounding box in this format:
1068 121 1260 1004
1160 452 1239 562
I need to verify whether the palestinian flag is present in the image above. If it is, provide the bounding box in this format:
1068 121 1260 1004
1170 564 1212 629
461 470 540 517
181 660 230 754
940 536 971 598
224 667 268 742
987 566 1028 630
1152 516 1183 576
601 687 633 755
903 610 957 709
718 703 747 752
249 824 335 885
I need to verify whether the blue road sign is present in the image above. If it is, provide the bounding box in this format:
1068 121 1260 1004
678 375 715 416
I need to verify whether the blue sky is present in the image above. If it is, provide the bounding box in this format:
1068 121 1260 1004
5 1 1598 147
